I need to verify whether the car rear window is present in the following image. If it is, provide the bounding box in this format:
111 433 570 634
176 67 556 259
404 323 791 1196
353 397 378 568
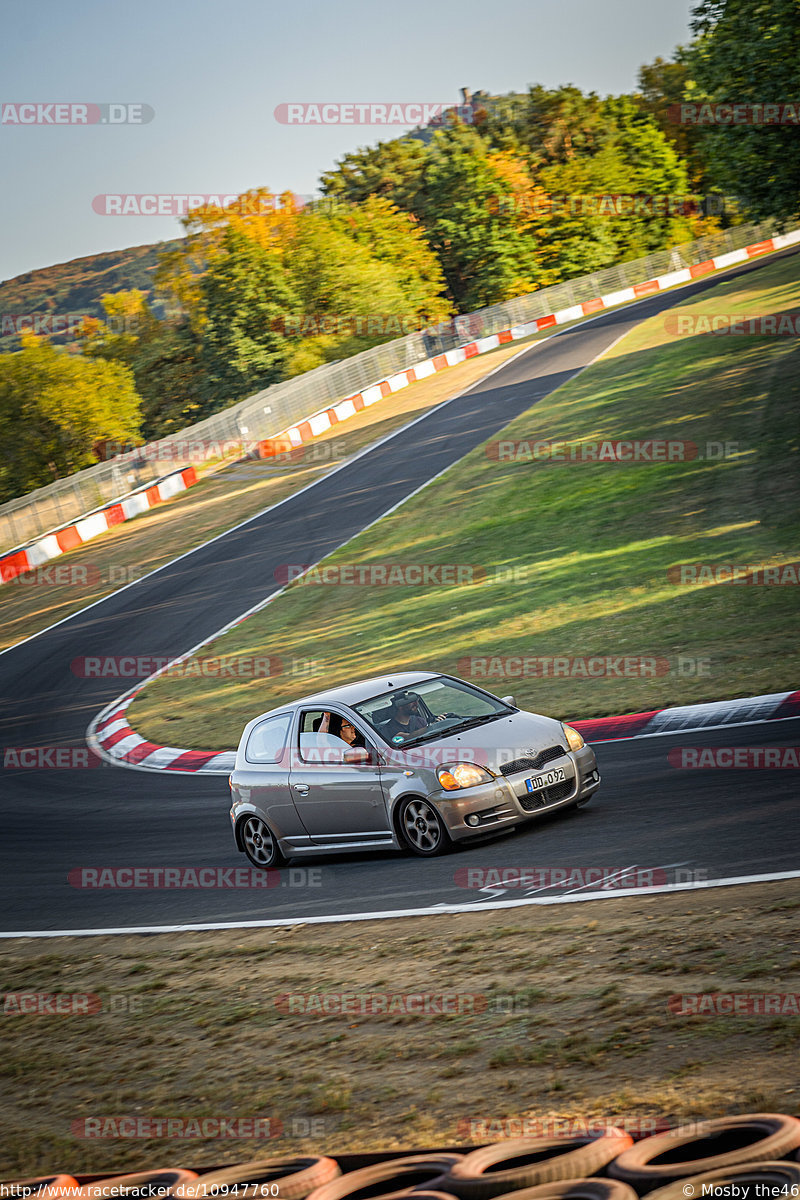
244 712 292 763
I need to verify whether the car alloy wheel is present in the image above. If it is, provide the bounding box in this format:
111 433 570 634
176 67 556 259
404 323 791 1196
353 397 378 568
399 797 450 857
240 815 284 868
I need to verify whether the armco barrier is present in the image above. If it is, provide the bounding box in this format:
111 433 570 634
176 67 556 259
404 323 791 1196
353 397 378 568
0 468 198 585
2 224 799 583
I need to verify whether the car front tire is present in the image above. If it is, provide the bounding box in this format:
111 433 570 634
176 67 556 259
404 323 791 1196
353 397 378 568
398 796 452 857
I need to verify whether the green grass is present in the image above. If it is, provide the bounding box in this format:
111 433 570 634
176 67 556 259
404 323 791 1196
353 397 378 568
129 252 800 749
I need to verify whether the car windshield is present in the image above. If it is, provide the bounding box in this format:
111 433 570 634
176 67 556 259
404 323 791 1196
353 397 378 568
352 676 514 746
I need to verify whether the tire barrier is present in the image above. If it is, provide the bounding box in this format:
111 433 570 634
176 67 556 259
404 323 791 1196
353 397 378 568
7 1116 800 1200
0 1179 79 1196
645 1161 800 1200
493 1182 639 1200
185 1158 341 1199
305 1154 464 1200
355 1193 458 1200
607 1115 800 1193
437 1132 634 1200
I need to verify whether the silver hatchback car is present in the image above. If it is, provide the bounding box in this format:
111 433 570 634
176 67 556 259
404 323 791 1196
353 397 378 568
229 671 600 866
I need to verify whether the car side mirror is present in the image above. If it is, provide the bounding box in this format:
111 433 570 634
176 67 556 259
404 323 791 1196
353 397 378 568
501 695 515 707
343 746 379 766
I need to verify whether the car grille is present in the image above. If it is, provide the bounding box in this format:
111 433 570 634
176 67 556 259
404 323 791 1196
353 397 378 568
499 745 566 776
519 780 574 812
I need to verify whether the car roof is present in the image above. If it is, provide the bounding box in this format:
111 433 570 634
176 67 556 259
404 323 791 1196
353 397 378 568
291 671 437 708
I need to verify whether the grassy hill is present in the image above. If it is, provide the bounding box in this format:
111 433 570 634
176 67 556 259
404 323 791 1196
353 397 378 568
0 238 181 352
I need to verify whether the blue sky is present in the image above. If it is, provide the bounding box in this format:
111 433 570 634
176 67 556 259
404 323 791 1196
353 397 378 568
1 0 694 282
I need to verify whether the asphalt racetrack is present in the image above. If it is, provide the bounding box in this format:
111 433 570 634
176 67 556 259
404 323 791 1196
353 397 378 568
2 249 799 936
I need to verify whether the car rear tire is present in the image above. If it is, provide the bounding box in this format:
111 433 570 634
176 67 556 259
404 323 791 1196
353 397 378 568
398 797 452 857
239 815 285 869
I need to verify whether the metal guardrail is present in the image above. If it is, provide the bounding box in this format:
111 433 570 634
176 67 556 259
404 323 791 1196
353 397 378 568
0 219 778 555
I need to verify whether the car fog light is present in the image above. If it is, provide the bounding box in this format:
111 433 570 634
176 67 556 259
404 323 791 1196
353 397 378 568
466 814 481 827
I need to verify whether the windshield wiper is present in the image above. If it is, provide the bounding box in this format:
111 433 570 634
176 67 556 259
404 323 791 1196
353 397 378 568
445 715 498 734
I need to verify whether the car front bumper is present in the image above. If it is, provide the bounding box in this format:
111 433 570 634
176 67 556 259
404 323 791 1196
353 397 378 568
432 743 600 842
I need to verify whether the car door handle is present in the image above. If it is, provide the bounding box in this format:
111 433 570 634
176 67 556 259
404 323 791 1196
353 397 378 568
293 784 310 795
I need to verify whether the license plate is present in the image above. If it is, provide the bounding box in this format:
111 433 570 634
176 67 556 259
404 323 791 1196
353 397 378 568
525 766 566 793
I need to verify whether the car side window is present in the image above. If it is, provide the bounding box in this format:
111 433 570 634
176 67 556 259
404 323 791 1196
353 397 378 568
297 709 376 765
245 713 292 764
298 709 347 764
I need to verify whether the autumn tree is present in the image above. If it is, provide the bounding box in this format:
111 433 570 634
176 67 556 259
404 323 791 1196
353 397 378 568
77 290 207 439
0 334 141 500
197 225 297 407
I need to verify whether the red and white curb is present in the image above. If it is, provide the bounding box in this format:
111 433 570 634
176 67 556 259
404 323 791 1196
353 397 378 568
91 694 236 773
258 229 800 459
0 467 198 586
578 689 800 743
90 688 800 775
3 228 798 585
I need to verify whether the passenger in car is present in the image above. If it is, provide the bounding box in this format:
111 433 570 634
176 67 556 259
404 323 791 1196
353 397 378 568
316 711 366 748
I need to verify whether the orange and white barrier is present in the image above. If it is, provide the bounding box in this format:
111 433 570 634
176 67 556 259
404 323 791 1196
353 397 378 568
259 228 800 459
0 467 198 585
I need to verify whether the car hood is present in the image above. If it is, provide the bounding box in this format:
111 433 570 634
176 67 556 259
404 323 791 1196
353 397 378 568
380 709 568 773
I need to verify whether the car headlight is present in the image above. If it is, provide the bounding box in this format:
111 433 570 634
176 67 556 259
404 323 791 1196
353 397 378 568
562 724 585 751
437 762 495 790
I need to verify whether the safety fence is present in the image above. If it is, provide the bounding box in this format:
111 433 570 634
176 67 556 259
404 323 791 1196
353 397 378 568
0 217 785 555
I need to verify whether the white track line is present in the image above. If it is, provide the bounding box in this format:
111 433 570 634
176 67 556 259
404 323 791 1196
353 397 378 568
4 869 800 939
